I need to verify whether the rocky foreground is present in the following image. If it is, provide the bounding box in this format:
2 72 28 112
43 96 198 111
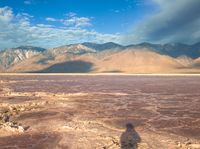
0 75 200 149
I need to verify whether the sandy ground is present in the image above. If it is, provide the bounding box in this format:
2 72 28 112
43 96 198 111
0 75 200 149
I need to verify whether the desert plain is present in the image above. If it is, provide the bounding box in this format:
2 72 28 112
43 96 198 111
0 74 200 149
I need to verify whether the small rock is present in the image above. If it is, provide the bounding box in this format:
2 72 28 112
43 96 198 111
2 114 10 123
20 107 25 111
0 108 9 114
185 141 192 146
189 144 200 148
24 125 30 130
17 126 25 132
177 142 182 147
3 122 26 133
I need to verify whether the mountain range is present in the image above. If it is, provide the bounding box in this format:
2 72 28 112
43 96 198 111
1 42 200 73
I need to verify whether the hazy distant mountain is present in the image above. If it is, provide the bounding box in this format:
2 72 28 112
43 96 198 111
1 42 200 73
129 42 200 58
82 42 124 51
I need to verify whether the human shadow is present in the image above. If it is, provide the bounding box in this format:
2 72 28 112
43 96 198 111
120 123 141 149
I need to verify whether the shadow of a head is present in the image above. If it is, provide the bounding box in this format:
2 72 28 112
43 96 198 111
120 123 141 149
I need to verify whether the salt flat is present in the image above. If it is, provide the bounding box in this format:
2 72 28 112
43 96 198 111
1 73 200 76
0 75 200 149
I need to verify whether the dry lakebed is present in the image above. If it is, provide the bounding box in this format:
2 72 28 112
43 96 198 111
0 74 200 149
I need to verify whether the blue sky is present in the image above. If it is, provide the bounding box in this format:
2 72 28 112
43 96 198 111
0 0 200 49
0 0 156 33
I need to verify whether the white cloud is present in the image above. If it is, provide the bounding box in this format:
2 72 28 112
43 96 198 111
24 0 32 5
0 7 121 50
36 24 54 28
46 17 57 22
66 12 77 17
46 13 92 28
0 6 13 22
21 13 34 18
63 16 92 27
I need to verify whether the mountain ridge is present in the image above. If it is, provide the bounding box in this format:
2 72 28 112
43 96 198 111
1 42 200 73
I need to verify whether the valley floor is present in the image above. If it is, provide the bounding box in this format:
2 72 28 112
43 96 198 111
0 75 200 149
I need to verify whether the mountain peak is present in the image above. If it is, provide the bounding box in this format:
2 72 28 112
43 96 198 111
49 43 96 55
0 46 45 69
164 42 188 47
13 46 46 52
192 42 200 48
82 42 124 51
1 41 200 73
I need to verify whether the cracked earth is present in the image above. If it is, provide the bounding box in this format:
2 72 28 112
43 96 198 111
0 75 200 149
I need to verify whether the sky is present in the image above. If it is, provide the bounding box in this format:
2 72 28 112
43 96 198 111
0 0 200 50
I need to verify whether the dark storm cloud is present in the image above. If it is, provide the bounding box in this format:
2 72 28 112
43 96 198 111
123 0 200 44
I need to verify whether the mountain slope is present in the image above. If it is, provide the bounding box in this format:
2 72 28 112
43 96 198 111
82 42 124 51
13 48 200 73
88 48 187 73
129 42 200 58
1 42 200 73
49 44 96 55
0 46 46 71
35 60 94 73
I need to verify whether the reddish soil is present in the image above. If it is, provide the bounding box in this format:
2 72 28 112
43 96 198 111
0 75 200 149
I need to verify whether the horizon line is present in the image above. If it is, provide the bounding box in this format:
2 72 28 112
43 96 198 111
1 73 200 76
2 41 200 51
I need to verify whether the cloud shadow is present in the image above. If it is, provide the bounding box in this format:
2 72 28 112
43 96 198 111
33 60 94 73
